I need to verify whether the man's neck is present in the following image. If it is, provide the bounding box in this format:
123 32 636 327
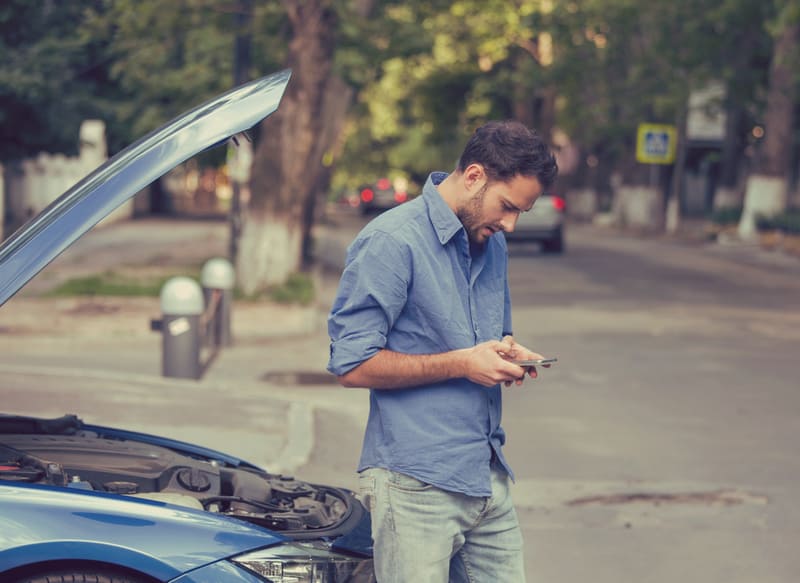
435 171 461 213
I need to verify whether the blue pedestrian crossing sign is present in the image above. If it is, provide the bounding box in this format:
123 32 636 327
636 123 677 164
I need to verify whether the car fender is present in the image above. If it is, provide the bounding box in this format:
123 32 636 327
0 483 285 579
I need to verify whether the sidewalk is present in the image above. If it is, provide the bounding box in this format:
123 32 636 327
0 217 361 478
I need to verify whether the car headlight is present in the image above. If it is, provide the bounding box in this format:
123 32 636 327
231 541 375 583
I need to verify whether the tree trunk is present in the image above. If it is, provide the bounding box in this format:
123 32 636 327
714 103 746 210
715 24 759 211
237 0 375 295
739 17 798 239
665 112 688 234
238 0 336 295
301 75 355 265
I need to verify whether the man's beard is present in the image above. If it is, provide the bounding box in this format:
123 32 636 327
456 183 490 246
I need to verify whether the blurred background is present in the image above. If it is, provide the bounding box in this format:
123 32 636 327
3 8 800 581
1 0 798 293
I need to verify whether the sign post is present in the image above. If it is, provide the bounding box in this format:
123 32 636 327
636 123 677 165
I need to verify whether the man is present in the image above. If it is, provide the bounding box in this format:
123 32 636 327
327 120 558 582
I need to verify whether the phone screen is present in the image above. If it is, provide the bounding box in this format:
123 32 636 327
511 357 557 366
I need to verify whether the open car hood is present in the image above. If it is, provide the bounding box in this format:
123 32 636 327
0 413 371 551
0 69 291 306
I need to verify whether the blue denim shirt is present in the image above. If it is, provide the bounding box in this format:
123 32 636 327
327 172 514 497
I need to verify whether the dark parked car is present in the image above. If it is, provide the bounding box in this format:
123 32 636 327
358 177 408 215
0 70 375 583
504 193 566 253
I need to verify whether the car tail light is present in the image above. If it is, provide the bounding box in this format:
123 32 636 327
377 178 391 190
360 188 374 203
551 196 566 212
394 191 407 203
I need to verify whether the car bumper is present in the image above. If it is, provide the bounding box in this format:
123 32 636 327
505 225 562 242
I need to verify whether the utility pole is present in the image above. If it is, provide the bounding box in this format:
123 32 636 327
228 0 252 264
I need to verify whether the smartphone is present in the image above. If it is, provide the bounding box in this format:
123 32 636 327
511 357 558 366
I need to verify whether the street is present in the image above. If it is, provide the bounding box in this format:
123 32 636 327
308 211 800 583
501 228 800 582
2 213 800 582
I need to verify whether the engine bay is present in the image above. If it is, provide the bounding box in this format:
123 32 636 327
0 415 353 537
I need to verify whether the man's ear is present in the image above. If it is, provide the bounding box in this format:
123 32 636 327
463 163 486 191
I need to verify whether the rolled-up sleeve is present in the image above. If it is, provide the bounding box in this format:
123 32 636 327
327 230 410 376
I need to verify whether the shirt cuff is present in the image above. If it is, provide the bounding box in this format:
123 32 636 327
327 330 386 376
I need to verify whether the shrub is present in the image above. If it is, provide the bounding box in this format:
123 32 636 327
709 206 742 226
756 209 800 235
46 271 188 297
267 272 315 305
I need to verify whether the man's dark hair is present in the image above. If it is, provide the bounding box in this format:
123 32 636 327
457 120 558 190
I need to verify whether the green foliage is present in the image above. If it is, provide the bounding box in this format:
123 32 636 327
45 270 193 297
46 267 316 306
709 206 743 226
333 0 781 193
0 0 288 160
756 209 800 234
0 0 117 159
266 272 315 306
79 0 243 149
0 0 788 201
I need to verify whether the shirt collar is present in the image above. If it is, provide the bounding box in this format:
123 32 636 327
423 172 463 245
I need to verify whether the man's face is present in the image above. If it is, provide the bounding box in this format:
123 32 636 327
457 173 544 246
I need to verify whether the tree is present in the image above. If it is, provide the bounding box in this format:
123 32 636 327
238 0 384 294
333 0 562 192
5 0 792 269
0 0 118 160
79 0 251 150
710 0 774 209
237 0 337 293
739 0 799 238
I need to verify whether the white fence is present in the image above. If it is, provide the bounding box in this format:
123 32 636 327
2 120 133 239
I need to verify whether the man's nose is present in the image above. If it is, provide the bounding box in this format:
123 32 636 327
500 214 518 233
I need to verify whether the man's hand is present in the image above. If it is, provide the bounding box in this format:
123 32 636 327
463 337 548 387
497 335 551 387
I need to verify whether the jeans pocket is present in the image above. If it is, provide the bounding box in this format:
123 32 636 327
358 471 376 513
388 470 433 493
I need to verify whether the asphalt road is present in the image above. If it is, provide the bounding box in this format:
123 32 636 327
502 228 800 583
3 209 800 582
308 210 800 583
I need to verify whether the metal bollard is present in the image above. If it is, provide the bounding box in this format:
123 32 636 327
159 276 204 379
201 257 235 347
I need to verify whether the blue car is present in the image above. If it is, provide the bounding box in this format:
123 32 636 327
0 70 375 583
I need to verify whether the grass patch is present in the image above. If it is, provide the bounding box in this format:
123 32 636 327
47 269 316 306
266 272 315 306
45 270 199 298
708 206 742 226
756 208 800 235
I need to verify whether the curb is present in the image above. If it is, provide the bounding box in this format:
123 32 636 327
0 362 315 475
